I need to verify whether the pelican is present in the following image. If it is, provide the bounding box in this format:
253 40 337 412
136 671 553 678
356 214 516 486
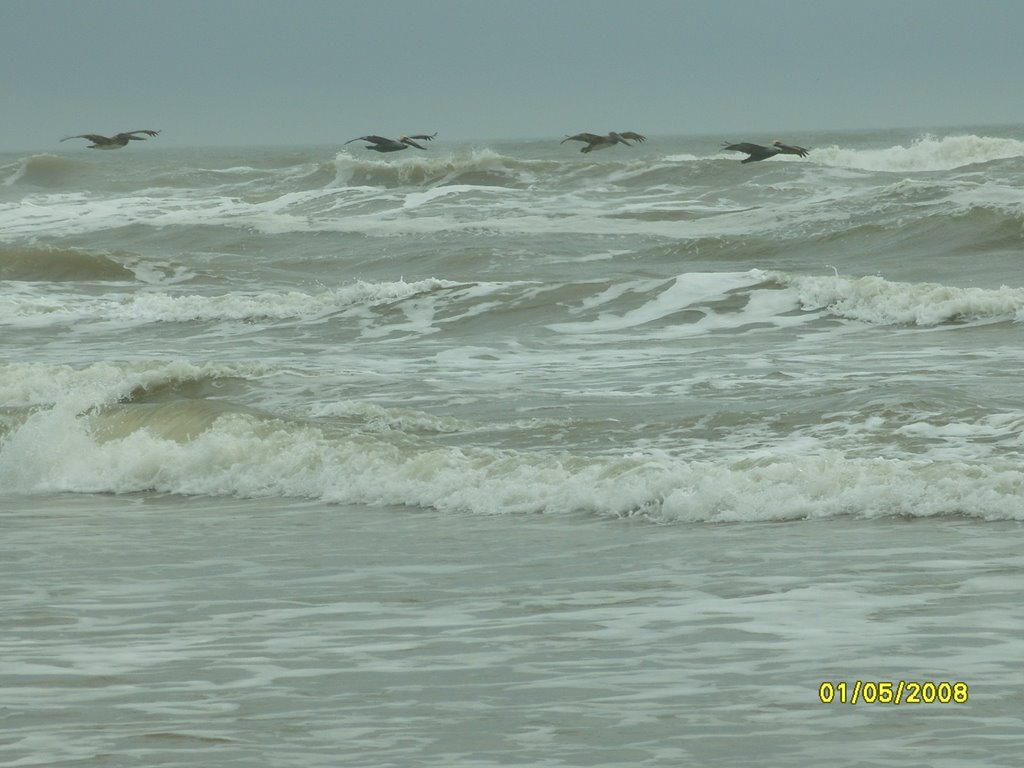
722 140 810 163
561 131 646 153
344 133 437 152
60 130 161 149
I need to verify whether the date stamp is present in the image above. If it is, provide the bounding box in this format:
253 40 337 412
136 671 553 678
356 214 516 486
818 681 968 705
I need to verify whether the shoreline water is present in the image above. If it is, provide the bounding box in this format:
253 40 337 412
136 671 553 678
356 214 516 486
3 495 1022 766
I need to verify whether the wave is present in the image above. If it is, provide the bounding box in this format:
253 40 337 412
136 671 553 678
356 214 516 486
547 271 796 336
0 360 273 412
809 134 1024 172
2 381 1022 522
329 147 547 189
3 359 1022 522
5 267 1020 333
1 153 91 187
325 147 703 194
0 244 135 282
6 134 1020 247
773 271 1024 326
0 277 466 328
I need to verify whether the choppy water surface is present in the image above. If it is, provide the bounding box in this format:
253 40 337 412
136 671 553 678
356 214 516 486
2 127 1023 765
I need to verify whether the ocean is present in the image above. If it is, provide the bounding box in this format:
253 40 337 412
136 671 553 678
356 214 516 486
2 127 1023 766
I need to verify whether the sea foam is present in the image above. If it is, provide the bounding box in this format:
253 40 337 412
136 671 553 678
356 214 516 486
774 271 1024 325
810 134 1024 172
0 278 464 328
3 401 1023 522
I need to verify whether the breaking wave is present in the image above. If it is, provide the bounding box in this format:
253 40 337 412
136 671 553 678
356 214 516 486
774 271 1024 326
2 358 1023 522
809 134 1024 172
328 147 546 189
6 266 1022 333
2 153 91 187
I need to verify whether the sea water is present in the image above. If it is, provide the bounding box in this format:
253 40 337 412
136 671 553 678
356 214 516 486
2 128 1023 766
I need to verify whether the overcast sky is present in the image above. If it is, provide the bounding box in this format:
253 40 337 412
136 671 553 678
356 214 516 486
4 0 1023 151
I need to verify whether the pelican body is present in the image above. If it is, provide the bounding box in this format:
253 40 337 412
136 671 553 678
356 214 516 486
60 130 161 149
561 131 646 153
722 140 810 163
344 133 437 152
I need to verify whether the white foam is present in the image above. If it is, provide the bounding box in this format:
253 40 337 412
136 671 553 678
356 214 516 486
549 270 809 337
550 271 757 333
0 278 462 327
3 398 1022 522
811 134 1024 172
774 271 1024 325
331 147 527 188
310 400 468 433
0 360 274 410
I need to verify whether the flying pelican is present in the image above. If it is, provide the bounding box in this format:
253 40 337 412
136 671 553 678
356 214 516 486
344 133 437 152
722 140 810 163
561 131 646 153
60 130 161 149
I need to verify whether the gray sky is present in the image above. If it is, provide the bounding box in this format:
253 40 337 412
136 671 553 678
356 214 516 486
4 0 1023 151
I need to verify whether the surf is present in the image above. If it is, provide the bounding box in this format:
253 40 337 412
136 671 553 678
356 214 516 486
808 133 1024 172
4 391 1023 522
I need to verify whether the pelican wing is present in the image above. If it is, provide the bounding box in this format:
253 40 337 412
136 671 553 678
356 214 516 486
117 130 160 140
345 135 385 145
618 132 646 143
400 136 428 150
60 134 109 143
723 141 768 154
561 132 603 145
722 141 777 161
773 141 809 157
345 135 407 150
